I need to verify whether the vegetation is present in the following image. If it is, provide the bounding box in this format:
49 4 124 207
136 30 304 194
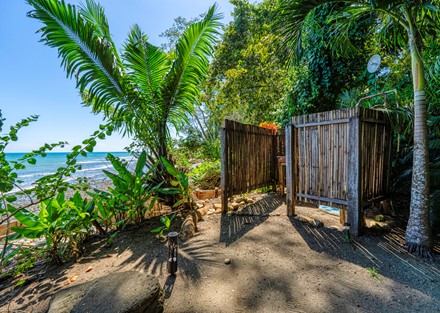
3 0 440 286
26 0 222 176
275 0 440 257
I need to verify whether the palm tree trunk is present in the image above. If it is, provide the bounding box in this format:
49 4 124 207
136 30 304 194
405 25 432 257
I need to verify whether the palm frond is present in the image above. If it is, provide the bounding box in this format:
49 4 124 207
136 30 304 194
123 25 170 111
162 4 223 131
26 0 126 115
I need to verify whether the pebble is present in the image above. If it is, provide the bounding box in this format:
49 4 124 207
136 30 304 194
224 258 231 265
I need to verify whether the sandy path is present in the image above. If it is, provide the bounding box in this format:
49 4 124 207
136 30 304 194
1 194 439 313
164 195 440 313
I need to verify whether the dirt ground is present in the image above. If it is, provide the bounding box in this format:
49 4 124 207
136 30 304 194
1 193 440 313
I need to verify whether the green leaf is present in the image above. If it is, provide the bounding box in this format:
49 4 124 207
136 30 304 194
5 195 17 203
161 157 179 178
135 151 146 177
9 205 40 228
27 158 37 165
150 226 165 233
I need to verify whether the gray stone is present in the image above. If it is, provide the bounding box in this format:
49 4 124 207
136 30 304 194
48 271 164 313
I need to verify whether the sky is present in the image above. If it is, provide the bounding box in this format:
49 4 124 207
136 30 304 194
0 0 236 152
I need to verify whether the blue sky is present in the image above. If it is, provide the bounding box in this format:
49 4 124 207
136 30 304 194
0 0 235 152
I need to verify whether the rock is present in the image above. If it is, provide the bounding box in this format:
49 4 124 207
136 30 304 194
196 202 204 208
48 271 164 313
180 215 196 241
224 258 231 265
231 202 240 209
245 198 255 204
294 214 324 228
197 206 208 217
213 203 222 210
195 189 216 200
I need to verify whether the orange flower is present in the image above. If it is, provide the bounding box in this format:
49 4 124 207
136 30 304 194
259 122 278 134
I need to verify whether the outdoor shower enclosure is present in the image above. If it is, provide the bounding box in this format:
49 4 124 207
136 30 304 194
221 107 392 236
287 107 392 236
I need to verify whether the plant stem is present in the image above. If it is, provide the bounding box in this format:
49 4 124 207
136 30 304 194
0 193 11 272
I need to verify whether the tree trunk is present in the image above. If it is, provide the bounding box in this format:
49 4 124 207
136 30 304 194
405 25 432 256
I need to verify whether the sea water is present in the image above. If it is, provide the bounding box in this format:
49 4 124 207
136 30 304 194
5 152 133 192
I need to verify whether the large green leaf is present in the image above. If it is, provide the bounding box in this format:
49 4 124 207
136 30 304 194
9 205 40 228
26 0 129 116
162 4 222 131
135 150 147 177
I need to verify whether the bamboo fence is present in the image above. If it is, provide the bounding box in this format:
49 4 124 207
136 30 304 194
220 120 284 211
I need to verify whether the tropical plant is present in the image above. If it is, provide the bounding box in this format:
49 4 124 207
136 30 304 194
150 213 176 237
98 151 161 225
27 0 222 177
190 160 221 190
160 158 194 211
275 0 440 257
11 192 95 263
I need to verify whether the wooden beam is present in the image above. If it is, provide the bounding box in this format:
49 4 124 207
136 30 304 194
294 118 349 128
348 116 362 237
361 117 386 125
286 124 296 216
296 193 348 206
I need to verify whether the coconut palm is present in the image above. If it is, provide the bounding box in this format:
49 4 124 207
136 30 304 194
275 0 440 256
26 0 222 166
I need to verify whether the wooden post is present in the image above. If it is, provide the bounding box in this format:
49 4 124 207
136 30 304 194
220 122 228 212
286 124 296 216
272 132 277 192
348 115 362 237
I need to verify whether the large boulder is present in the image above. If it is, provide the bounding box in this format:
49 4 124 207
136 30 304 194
48 271 164 313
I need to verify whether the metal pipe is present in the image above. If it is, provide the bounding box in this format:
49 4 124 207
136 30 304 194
356 89 399 108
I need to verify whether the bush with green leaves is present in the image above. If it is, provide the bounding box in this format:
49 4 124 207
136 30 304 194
94 151 161 226
160 158 193 210
0 111 114 270
190 160 220 190
11 192 95 264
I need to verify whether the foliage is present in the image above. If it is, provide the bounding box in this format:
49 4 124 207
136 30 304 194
150 213 176 237
190 160 221 190
204 0 289 126
367 267 381 280
160 158 193 210
97 151 161 225
27 0 222 175
274 0 440 255
0 113 113 270
275 2 374 123
11 192 95 263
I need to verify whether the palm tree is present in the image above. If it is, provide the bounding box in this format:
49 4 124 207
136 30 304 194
275 0 440 256
26 0 222 166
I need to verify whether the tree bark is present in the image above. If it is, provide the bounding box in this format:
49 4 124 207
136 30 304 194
405 20 432 255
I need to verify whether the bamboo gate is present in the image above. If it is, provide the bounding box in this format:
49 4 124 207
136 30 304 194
286 108 392 236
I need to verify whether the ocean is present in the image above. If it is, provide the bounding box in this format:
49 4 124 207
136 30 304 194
5 152 134 192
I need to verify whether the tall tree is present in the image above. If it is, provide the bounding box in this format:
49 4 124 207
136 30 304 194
26 0 221 169
204 0 289 125
275 0 440 256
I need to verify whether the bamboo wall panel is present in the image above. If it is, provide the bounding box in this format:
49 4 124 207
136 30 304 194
221 120 283 202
